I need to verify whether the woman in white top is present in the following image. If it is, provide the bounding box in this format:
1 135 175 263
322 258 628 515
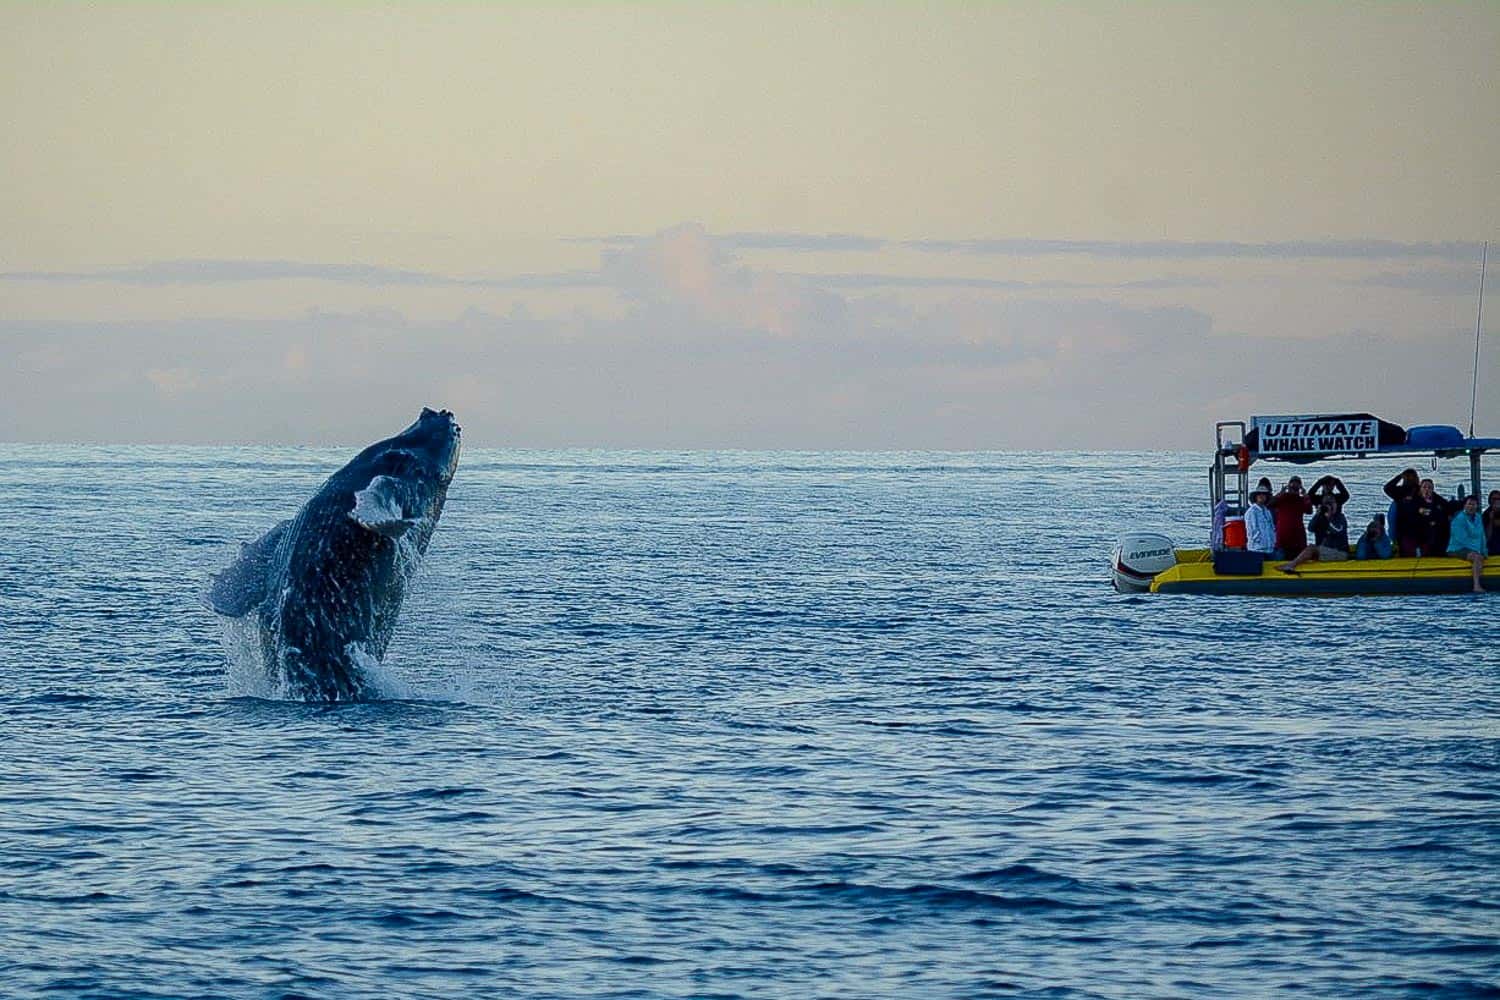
1245 478 1278 556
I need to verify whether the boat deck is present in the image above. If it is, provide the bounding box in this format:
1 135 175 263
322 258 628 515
1152 548 1499 595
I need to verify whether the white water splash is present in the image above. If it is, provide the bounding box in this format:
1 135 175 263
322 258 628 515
218 612 286 700
219 615 417 702
344 640 412 700
215 526 435 702
381 649 520 706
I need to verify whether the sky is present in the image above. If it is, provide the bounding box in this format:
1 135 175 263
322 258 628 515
2 3 1497 448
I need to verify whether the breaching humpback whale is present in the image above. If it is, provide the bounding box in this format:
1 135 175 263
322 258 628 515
206 408 461 700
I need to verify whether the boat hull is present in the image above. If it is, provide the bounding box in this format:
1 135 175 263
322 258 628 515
1150 549 1499 595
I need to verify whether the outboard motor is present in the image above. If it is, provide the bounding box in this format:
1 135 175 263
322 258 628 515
1111 532 1177 592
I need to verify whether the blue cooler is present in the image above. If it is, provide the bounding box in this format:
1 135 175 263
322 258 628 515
1213 550 1266 576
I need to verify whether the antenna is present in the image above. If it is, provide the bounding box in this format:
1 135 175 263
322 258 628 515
1470 240 1488 438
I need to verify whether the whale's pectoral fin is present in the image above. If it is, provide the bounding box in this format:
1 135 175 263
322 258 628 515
205 519 289 617
349 475 419 539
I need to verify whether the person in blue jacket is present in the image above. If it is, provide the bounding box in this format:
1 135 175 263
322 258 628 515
1355 514 1394 560
1448 494 1488 593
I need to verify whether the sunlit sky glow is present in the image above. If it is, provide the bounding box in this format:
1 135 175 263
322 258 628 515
2 4 1496 447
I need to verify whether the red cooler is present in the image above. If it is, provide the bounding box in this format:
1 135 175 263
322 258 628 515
1223 514 1247 549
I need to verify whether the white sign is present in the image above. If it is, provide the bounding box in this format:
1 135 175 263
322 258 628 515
1253 416 1379 455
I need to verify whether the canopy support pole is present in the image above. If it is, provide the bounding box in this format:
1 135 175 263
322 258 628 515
1472 451 1483 501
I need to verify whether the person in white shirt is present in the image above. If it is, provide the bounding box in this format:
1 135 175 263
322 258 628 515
1245 478 1278 556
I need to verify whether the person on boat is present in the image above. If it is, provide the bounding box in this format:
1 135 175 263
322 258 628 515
1269 475 1313 557
1384 468 1424 556
1447 494 1488 593
1484 490 1500 555
1210 496 1231 551
1245 478 1278 556
1411 478 1458 557
1307 474 1350 512
1277 491 1350 572
1355 514 1394 560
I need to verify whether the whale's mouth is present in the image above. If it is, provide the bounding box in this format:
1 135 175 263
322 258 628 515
435 414 461 485
442 434 461 484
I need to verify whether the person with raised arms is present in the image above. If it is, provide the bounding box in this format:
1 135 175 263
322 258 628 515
1384 468 1423 557
1277 487 1351 574
1269 475 1313 558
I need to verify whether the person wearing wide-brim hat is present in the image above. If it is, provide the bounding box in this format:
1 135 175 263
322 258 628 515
1246 478 1277 555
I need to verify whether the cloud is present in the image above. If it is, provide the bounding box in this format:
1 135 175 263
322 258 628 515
8 233 1469 299
0 225 1220 446
902 239 1483 260
0 254 1217 295
1351 266 1490 295
721 232 887 253
790 273 1217 291
1117 276 1221 290
0 296 1217 447
2 224 1493 447
0 259 602 289
145 366 206 396
569 231 887 253
573 234 1485 261
2 293 1487 449
600 222 845 335
792 273 1040 290
595 224 1217 305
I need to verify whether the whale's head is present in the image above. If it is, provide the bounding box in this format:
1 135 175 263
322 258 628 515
340 408 462 541
395 407 462 488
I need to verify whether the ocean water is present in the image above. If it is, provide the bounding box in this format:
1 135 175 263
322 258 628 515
1 444 1496 999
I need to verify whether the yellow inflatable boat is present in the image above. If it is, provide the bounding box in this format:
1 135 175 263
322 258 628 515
1150 548 1500 595
1112 412 1498 597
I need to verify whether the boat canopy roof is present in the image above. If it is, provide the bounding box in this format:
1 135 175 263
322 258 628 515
1243 412 1500 464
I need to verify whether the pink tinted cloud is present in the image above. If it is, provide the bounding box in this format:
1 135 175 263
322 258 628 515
603 222 841 336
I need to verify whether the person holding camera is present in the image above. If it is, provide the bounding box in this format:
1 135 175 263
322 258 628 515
1269 475 1313 557
1277 487 1352 573
1355 514 1394 560
1384 468 1425 556
1410 478 1459 557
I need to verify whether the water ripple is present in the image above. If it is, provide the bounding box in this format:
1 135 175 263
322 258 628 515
0 444 1496 998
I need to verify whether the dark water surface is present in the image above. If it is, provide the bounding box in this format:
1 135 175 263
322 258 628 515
1 445 1496 998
